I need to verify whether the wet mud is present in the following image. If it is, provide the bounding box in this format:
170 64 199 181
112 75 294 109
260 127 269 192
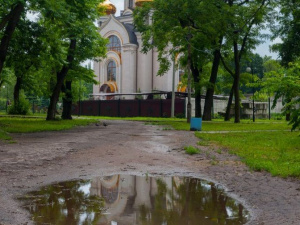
0 120 300 225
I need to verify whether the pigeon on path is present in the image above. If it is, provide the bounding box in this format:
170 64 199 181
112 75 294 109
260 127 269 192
95 121 108 127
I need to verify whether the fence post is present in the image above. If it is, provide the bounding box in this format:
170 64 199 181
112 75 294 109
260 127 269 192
79 101 82 116
138 99 141 117
160 99 163 117
118 99 121 117
98 100 101 116
212 98 214 119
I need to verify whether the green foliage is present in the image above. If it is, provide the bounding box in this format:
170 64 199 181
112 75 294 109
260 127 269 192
263 57 281 73
1 0 107 120
271 0 300 66
0 67 14 88
287 97 300 131
8 95 30 115
134 0 222 75
0 98 6 111
258 60 300 129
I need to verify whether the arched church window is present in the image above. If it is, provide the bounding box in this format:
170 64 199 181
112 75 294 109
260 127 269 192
107 35 121 53
107 61 117 81
129 0 133 8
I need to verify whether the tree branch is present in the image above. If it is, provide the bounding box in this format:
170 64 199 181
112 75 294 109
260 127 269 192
220 53 235 77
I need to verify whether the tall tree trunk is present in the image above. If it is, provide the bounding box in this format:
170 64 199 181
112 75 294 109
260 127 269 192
233 41 241 123
62 81 73 120
0 3 24 76
203 48 221 121
47 39 76 120
13 76 22 103
225 84 234 121
285 98 291 121
233 76 240 123
195 89 202 118
191 63 201 117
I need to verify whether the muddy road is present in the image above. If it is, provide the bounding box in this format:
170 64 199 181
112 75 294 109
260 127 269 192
0 120 299 225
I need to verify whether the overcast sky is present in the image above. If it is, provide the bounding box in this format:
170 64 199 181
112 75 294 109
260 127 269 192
110 0 124 16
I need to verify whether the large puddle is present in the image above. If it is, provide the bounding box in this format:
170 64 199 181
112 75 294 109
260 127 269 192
20 175 249 224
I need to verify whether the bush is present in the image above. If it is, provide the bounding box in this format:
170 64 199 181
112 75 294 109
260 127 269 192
8 97 31 115
0 99 6 111
175 113 185 118
213 113 224 119
271 113 284 120
184 146 200 155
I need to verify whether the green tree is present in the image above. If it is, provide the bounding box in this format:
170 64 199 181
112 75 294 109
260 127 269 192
271 0 300 66
0 0 25 76
202 37 223 121
134 0 223 120
220 0 272 123
36 0 107 120
257 59 300 124
62 66 98 119
5 19 47 105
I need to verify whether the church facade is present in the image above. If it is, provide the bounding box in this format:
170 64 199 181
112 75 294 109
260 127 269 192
93 0 184 100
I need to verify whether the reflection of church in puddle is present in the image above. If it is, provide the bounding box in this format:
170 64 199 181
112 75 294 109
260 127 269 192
93 0 185 100
90 174 178 224
90 174 247 224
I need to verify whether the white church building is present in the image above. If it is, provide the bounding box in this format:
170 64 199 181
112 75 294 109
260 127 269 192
93 0 185 100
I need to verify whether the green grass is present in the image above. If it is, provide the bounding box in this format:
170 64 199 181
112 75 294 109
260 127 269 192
0 129 12 140
184 146 200 155
0 117 98 140
141 118 299 178
81 116 290 131
196 131 300 178
153 120 290 131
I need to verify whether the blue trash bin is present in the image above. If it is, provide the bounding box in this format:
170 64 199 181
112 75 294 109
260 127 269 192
190 117 202 131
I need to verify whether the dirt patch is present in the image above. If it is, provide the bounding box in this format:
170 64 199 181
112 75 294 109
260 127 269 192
0 120 299 225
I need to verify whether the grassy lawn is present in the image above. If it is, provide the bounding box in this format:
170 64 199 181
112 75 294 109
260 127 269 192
82 116 290 131
149 120 290 131
147 118 299 178
196 131 300 178
0 117 98 140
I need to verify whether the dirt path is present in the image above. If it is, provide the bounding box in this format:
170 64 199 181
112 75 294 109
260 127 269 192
0 120 299 225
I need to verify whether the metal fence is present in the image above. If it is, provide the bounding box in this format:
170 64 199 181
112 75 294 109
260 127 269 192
72 99 186 118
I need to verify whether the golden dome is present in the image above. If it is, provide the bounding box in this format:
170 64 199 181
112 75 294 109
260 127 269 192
177 82 187 93
99 0 116 15
135 0 153 7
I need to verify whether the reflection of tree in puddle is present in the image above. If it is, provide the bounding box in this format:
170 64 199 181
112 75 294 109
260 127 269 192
20 176 249 225
138 177 248 224
20 180 104 225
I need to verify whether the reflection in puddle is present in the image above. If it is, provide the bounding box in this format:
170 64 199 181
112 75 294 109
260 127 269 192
20 175 249 224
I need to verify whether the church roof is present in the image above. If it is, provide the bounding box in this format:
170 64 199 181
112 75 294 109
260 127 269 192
122 23 138 45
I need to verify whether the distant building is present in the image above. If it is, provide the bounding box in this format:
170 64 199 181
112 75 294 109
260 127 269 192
93 0 185 100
